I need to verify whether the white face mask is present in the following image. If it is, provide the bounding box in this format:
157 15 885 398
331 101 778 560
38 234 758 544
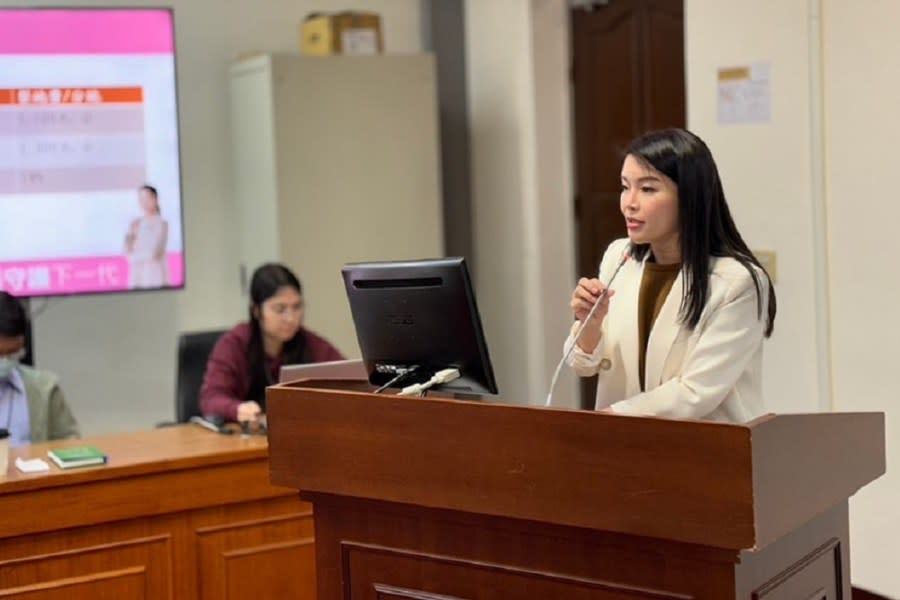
0 349 25 381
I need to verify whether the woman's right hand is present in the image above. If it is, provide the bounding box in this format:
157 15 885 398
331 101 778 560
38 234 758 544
569 278 615 354
570 277 615 324
237 400 262 423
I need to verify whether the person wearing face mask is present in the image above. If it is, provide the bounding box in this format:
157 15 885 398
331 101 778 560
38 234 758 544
199 263 344 424
564 128 777 423
0 292 80 446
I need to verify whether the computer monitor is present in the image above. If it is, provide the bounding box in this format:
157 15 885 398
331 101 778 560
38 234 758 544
341 257 498 396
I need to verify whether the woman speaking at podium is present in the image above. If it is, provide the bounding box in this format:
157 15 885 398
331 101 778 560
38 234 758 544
566 129 776 422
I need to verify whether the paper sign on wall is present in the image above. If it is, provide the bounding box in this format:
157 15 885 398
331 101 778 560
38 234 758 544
717 62 771 124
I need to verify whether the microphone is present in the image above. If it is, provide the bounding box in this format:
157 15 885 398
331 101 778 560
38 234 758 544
544 245 632 408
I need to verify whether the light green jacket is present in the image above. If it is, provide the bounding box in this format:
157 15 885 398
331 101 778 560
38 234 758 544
18 365 80 443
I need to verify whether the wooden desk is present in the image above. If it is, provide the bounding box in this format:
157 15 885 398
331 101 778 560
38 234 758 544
0 426 315 599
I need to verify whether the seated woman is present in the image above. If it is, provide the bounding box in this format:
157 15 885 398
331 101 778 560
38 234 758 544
0 292 80 446
200 263 344 423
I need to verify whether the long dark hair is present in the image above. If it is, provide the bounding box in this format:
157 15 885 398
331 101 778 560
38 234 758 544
0 292 27 338
247 263 310 402
140 185 161 214
624 128 776 337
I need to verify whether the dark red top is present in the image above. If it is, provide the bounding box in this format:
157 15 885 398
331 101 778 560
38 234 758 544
199 322 345 420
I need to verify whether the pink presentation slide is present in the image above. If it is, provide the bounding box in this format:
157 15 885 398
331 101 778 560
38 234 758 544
0 9 184 296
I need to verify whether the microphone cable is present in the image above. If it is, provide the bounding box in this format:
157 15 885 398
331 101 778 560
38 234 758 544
544 247 632 407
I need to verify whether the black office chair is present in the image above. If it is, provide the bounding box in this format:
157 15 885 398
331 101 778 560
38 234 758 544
174 329 228 423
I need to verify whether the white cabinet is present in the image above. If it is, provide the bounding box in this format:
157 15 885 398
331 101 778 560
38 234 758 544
229 53 444 357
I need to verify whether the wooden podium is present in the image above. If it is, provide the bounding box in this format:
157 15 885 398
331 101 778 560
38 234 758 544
267 381 885 600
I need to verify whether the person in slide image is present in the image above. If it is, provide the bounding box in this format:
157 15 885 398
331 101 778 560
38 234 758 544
565 128 776 423
200 263 345 424
125 184 169 289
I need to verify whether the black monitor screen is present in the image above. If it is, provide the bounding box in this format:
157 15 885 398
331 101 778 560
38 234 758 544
341 257 498 396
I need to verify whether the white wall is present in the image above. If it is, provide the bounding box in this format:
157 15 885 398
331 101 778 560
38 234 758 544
824 2 900 595
531 1 579 408
465 0 577 407
10 0 424 434
688 0 899 595
465 0 532 405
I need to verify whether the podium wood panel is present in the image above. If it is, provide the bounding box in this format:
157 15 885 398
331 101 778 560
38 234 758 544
267 381 885 600
0 426 315 599
268 384 758 548
2 568 147 599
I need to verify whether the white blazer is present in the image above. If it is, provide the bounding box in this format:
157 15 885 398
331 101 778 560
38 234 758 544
566 238 768 423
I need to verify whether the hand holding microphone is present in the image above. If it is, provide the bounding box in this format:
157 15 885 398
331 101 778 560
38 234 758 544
545 245 632 407
572 277 617 322
569 277 616 354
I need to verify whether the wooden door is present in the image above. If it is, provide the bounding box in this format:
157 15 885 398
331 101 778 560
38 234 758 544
571 0 685 407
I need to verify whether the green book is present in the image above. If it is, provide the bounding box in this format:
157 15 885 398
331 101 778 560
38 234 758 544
47 446 108 469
